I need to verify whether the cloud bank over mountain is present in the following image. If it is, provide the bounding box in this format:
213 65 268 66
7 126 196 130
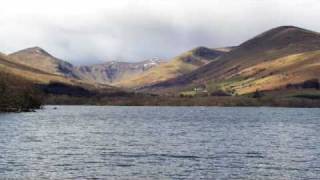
0 0 319 64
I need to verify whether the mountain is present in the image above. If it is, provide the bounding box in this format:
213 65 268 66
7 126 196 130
0 52 73 84
116 47 229 88
1 50 121 95
144 26 320 95
4 25 320 97
9 47 165 85
1 51 143 110
6 46 229 89
73 59 164 84
9 47 77 78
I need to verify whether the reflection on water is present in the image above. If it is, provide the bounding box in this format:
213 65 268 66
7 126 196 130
0 106 320 179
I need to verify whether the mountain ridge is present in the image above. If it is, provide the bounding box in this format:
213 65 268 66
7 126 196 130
8 47 165 85
73 59 165 84
141 26 320 95
2 25 320 97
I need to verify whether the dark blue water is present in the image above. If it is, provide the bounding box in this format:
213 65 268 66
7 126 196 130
0 106 320 179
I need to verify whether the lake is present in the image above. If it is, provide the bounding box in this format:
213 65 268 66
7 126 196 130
0 106 320 179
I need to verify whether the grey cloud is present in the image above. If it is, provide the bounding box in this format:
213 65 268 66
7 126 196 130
0 0 319 65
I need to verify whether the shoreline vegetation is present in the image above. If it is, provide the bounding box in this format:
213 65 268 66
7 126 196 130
44 96 320 108
0 72 42 112
1 73 320 112
43 87 320 108
3 90 320 112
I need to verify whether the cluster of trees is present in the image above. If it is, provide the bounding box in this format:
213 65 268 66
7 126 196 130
0 72 42 112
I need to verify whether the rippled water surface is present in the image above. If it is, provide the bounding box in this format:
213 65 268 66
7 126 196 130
1 106 320 179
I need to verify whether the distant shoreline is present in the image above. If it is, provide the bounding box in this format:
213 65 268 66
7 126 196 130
43 95 320 108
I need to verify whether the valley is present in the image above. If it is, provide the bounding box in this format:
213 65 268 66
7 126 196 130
1 26 320 110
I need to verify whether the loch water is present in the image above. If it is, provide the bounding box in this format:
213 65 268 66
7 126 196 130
0 106 320 179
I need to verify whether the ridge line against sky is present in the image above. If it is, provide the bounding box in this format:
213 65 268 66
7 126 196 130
0 0 319 65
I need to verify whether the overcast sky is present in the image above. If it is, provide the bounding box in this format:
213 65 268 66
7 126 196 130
0 0 319 64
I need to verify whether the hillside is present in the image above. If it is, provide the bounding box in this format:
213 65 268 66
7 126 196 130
0 69 42 112
116 47 228 88
73 59 164 84
0 54 47 111
1 51 122 95
224 50 320 94
9 47 77 78
143 26 320 95
0 52 74 84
